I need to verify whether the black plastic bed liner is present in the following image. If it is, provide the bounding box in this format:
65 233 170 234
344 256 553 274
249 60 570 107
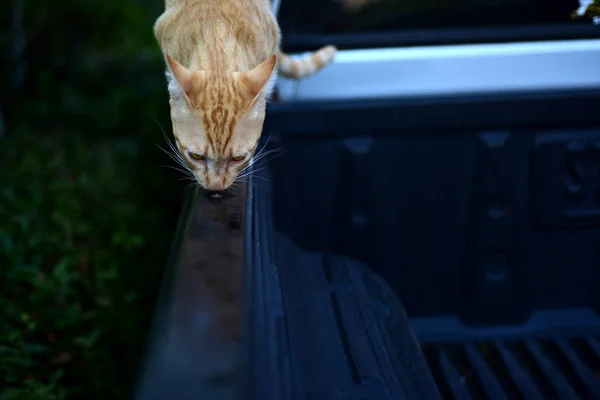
138 122 600 400
246 163 600 399
137 164 600 400
245 169 442 400
422 336 600 399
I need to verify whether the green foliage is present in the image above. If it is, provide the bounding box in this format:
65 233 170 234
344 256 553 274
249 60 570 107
1 0 183 399
0 132 179 400
8 0 166 137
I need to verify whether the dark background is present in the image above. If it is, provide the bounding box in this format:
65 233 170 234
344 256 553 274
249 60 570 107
1 1 184 399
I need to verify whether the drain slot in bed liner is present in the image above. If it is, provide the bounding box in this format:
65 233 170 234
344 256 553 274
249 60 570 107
422 336 600 400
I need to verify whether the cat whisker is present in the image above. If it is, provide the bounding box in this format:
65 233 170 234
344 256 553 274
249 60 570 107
238 148 283 178
241 134 275 171
236 167 268 182
253 143 279 159
155 138 180 161
154 120 196 181
252 141 284 161
256 132 273 156
248 150 284 172
156 143 180 164
160 164 195 178
157 143 193 174
236 168 256 179
249 175 269 183
184 181 201 192
178 177 197 183
253 149 284 164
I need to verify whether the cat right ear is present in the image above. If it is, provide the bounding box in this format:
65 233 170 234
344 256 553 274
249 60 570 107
166 55 195 101
239 55 278 112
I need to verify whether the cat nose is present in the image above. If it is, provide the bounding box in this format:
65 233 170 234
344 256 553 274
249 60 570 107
206 182 226 191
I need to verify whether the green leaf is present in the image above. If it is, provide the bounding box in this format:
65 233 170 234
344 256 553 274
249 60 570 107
0 231 12 252
22 344 50 354
0 345 16 354
52 259 71 281
1 387 29 400
74 329 100 349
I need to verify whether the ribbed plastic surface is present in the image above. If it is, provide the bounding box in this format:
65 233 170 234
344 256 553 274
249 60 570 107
422 337 600 400
263 90 600 400
245 167 441 400
273 235 442 400
266 92 600 327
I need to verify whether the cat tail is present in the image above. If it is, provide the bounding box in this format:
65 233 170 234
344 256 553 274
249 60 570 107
277 45 337 79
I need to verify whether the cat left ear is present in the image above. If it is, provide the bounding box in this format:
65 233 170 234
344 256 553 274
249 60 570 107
239 55 277 111
166 55 195 99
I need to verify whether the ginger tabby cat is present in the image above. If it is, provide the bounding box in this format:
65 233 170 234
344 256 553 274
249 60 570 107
154 0 336 191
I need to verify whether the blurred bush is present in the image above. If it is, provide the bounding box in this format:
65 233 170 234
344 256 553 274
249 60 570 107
1 0 183 399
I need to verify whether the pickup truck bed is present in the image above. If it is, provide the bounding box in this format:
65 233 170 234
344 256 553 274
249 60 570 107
136 88 600 400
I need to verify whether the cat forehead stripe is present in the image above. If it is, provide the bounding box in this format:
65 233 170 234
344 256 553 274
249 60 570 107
202 105 239 155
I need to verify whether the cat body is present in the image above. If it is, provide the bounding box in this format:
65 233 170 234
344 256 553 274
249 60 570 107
154 0 335 190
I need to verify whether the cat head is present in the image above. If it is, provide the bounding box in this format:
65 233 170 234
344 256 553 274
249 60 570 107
165 54 277 191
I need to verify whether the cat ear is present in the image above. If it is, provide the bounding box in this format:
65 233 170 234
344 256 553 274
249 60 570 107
239 55 277 111
166 55 195 99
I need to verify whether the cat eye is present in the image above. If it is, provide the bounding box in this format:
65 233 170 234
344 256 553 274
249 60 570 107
189 152 205 162
230 155 245 162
